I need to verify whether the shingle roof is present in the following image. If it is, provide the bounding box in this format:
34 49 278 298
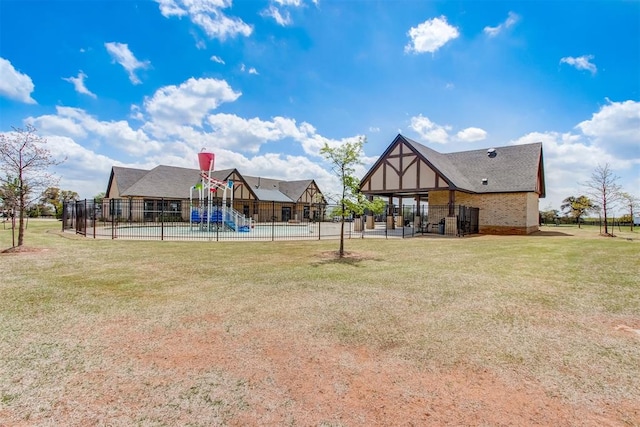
243 175 313 202
107 166 148 196
108 166 320 202
120 166 202 199
402 135 544 194
278 180 314 202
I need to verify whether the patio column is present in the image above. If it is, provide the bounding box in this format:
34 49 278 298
414 195 421 229
448 190 455 216
387 196 395 229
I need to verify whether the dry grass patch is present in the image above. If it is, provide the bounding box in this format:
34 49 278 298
1 221 639 425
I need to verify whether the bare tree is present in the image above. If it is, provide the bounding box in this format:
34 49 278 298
583 163 621 236
619 192 639 232
0 125 64 247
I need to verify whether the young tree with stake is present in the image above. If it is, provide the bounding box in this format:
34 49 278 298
320 137 379 258
0 125 64 247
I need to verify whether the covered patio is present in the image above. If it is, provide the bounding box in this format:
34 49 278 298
359 134 545 235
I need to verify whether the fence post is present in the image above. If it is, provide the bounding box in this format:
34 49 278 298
62 201 67 232
272 202 275 241
83 199 87 236
92 199 96 239
161 198 164 241
110 199 116 239
317 203 321 241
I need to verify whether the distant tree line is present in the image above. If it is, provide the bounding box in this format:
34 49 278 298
539 163 639 235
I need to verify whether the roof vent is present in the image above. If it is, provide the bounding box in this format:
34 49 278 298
487 148 497 158
482 178 488 185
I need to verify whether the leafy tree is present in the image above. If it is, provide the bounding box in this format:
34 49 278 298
367 196 387 218
42 187 79 218
0 125 64 246
560 195 596 228
94 191 106 203
320 137 374 257
42 187 61 217
539 206 559 225
619 192 639 232
583 163 621 236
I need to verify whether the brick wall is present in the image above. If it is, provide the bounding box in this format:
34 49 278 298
428 190 540 235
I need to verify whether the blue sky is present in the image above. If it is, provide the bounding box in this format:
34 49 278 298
1 0 639 212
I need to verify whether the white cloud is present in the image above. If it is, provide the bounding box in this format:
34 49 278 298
240 64 259 75
29 106 161 157
510 102 640 210
0 57 36 104
511 131 619 210
483 11 520 37
404 16 459 54
409 115 487 145
261 0 310 26
274 0 302 5
155 0 252 41
262 5 292 26
560 55 597 75
143 77 241 128
62 71 97 98
46 135 117 197
210 55 225 64
206 114 312 153
105 42 150 84
409 115 451 144
576 99 640 159
456 127 487 142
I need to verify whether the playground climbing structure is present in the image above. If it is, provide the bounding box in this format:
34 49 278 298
190 152 252 232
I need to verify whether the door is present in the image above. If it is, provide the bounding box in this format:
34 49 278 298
281 206 291 222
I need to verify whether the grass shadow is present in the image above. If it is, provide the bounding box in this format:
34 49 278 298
312 251 379 267
529 230 574 237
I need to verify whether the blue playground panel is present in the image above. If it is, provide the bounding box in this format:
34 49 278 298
191 209 250 232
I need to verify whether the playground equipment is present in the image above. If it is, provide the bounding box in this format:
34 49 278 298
190 151 252 232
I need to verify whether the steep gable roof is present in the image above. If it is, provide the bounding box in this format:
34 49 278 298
243 175 294 203
120 166 202 199
405 136 544 194
362 134 545 196
444 142 544 194
106 166 148 197
278 180 314 202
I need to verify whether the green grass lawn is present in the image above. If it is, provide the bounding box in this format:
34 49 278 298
1 220 639 425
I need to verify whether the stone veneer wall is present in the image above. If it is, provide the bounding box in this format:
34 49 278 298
428 190 540 235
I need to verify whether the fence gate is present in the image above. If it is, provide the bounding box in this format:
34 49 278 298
75 199 87 236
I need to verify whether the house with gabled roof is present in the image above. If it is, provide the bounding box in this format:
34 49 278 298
105 165 326 223
359 134 545 235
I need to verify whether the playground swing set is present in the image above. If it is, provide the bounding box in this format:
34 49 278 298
189 151 252 232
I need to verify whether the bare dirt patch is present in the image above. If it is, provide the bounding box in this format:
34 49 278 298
1 246 48 254
13 314 635 426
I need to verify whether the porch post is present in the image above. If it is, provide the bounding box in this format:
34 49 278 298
448 190 455 216
387 196 395 229
415 195 421 230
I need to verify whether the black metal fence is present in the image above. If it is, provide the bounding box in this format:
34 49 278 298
62 199 479 241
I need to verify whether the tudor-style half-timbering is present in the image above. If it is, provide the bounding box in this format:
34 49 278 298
105 165 327 224
361 135 450 196
298 181 325 203
360 134 545 235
